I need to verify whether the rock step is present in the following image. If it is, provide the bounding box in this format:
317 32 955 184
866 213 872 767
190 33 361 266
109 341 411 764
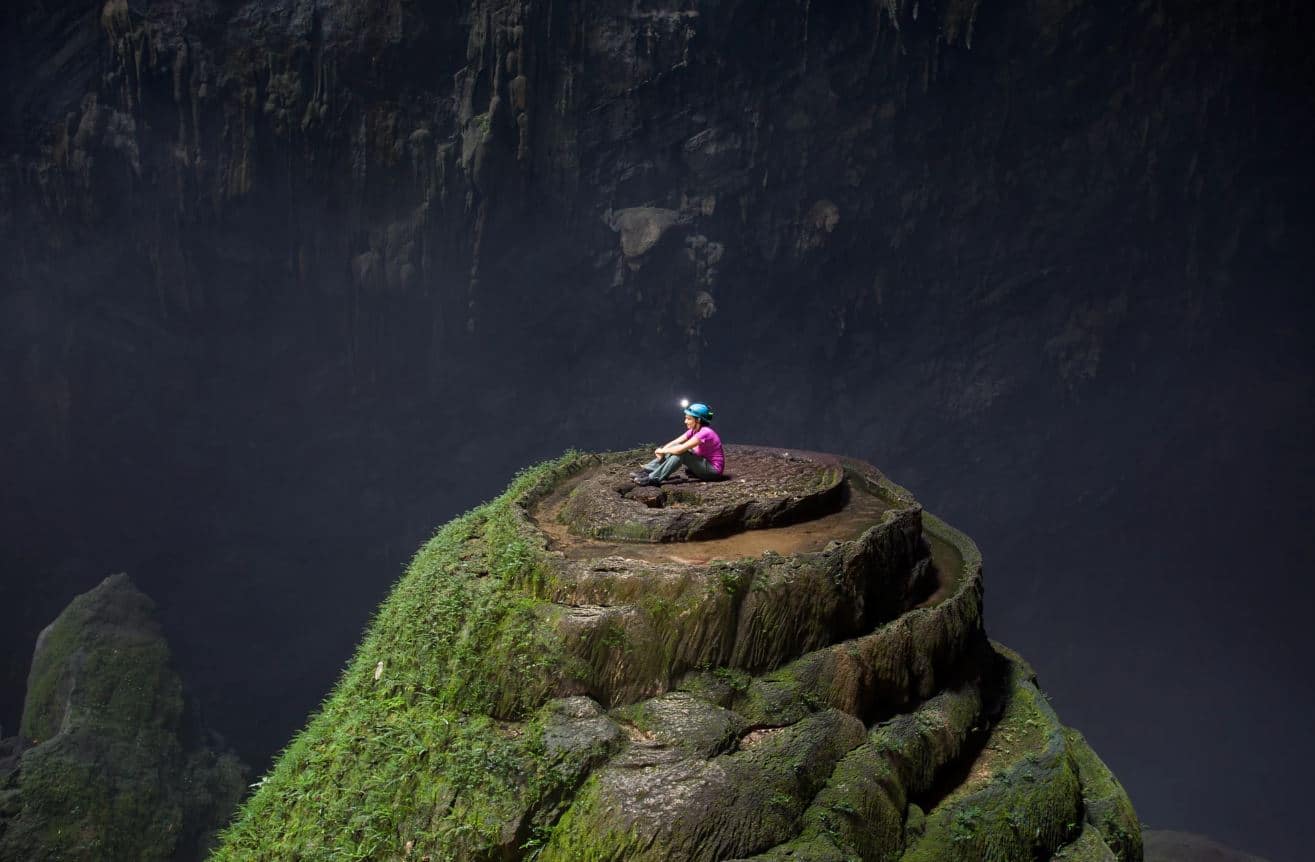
551 447 847 543
900 648 1139 862
529 648 994 862
688 549 984 728
539 708 869 862
732 680 987 860
548 507 934 707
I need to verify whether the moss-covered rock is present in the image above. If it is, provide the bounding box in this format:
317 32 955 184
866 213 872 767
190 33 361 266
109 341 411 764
541 708 868 861
1065 727 1143 861
212 450 1140 862
735 679 986 861
900 650 1084 862
0 574 246 862
1054 821 1121 861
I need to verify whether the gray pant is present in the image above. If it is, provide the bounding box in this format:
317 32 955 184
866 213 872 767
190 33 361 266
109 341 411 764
643 452 721 481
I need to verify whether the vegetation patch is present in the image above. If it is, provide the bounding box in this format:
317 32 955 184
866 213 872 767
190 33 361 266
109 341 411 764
1063 728 1143 861
214 454 602 861
2 575 245 862
900 650 1083 862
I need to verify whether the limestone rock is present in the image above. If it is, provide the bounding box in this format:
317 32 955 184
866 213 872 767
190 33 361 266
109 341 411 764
609 207 685 260
211 451 1142 861
0 574 247 862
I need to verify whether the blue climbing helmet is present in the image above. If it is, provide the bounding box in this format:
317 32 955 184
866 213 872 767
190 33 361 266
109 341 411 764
683 402 714 423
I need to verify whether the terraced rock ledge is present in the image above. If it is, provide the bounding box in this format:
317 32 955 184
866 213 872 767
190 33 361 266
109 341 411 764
213 449 1142 862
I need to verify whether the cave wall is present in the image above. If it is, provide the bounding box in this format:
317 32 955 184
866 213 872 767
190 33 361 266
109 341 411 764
4 0 1309 486
2 1 1312 857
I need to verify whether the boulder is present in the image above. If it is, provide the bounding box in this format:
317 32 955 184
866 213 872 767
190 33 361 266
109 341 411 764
0 574 247 862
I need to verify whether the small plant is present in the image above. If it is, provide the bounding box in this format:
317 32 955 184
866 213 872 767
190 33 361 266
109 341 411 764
599 622 629 652
712 666 751 692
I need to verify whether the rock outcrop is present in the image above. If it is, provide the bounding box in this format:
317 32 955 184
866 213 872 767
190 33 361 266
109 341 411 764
0 574 247 862
213 450 1140 861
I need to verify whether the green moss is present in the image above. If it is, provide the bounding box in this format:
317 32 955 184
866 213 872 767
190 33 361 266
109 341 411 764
213 453 595 861
5 726 241 861
3 575 246 862
558 560 758 706
541 710 865 861
901 652 1082 862
20 577 180 743
1052 820 1120 861
919 508 982 576
535 777 644 862
604 520 665 543
1063 728 1142 862
746 684 984 861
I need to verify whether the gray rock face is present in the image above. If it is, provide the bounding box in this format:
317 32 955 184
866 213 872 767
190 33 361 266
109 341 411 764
2 0 1307 524
0 574 247 862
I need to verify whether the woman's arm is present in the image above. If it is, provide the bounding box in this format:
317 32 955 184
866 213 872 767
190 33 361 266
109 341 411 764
661 432 690 449
658 431 700 456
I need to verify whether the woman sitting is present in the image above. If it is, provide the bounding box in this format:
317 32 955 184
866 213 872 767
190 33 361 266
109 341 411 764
633 402 725 486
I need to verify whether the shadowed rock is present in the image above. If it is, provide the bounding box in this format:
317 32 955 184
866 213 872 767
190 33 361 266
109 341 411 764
0 574 247 862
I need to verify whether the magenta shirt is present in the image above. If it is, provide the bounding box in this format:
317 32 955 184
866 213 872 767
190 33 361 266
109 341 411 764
681 426 724 473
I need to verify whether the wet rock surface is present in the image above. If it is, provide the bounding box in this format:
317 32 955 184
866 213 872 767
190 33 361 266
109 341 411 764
212 451 1143 862
557 446 845 543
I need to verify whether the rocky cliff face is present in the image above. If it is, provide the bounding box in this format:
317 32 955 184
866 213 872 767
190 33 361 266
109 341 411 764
8 0 1306 393
213 450 1140 861
0 574 246 862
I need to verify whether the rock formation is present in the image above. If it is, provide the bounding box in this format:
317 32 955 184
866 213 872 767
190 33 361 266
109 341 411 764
0 574 247 862
213 449 1140 861
3 4 1308 858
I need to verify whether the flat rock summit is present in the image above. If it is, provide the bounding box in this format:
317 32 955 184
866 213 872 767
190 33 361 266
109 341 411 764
213 449 1141 861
